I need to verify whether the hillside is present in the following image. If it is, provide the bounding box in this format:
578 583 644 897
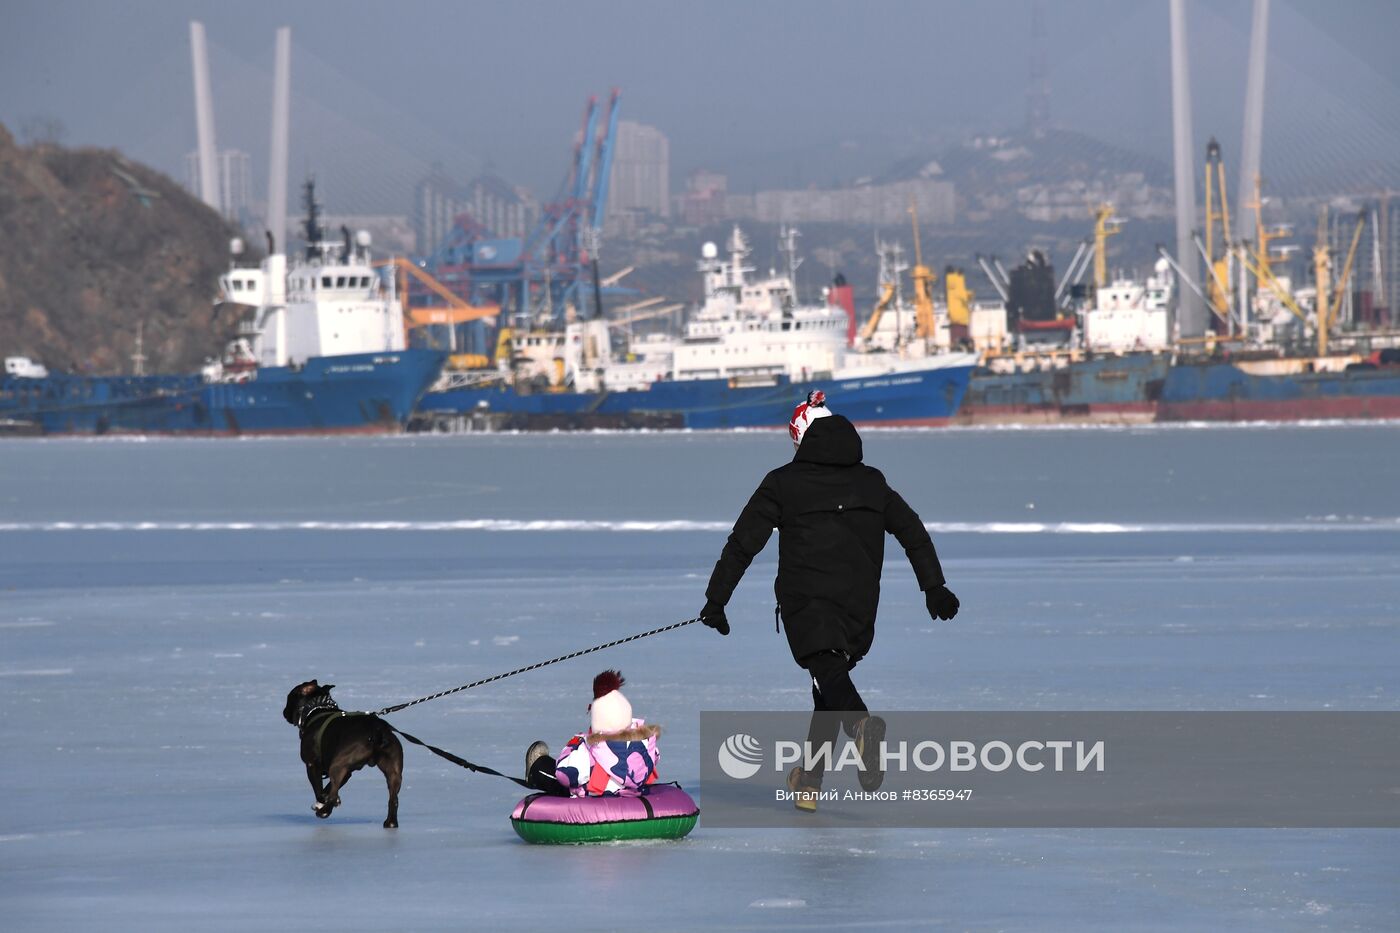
0 124 248 374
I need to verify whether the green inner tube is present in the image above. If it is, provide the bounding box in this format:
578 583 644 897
511 811 698 845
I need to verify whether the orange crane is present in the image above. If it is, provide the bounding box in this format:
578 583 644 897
375 257 499 366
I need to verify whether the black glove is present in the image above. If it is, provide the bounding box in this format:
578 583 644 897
699 601 730 636
926 585 960 621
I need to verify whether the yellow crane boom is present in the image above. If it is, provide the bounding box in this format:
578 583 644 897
601 266 635 287
612 296 665 316
1328 211 1367 327
1202 139 1234 320
1237 248 1307 324
1092 203 1122 289
861 282 897 343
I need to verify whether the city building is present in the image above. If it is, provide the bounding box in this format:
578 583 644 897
725 177 956 227
412 165 466 257
412 167 539 255
674 169 728 226
608 120 670 224
464 174 537 240
1015 173 1174 223
1331 202 1396 327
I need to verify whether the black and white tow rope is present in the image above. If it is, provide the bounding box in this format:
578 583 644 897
372 617 699 716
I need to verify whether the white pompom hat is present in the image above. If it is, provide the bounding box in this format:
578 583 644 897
589 670 632 735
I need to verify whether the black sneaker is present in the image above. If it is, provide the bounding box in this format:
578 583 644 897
525 740 550 783
855 715 887 791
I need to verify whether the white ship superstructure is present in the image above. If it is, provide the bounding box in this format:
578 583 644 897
216 181 405 375
672 226 849 382
1082 259 1175 352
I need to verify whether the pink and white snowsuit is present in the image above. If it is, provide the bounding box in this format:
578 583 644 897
554 719 660 797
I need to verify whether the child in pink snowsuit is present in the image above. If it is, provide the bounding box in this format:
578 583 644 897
524 670 661 797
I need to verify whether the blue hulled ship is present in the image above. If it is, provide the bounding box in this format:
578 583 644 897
1 183 446 436
417 227 977 430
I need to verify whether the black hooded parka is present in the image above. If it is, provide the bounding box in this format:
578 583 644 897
704 415 945 666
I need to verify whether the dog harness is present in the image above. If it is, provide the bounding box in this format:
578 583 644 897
298 698 375 766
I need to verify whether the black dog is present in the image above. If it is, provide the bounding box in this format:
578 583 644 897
282 680 403 828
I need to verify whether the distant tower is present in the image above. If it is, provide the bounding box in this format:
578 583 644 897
1025 0 1051 138
188 21 220 212
267 26 292 253
1236 0 1269 242
1169 0 1204 339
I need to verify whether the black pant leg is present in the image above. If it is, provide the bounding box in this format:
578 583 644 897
801 650 869 786
807 650 868 734
803 671 835 785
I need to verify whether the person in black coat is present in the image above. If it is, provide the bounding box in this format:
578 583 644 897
699 393 960 808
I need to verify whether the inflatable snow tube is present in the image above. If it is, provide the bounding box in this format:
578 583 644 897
510 784 699 844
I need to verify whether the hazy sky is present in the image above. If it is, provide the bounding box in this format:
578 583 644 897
4 1 1398 214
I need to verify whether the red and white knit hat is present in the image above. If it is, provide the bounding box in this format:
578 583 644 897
589 670 632 735
789 389 832 448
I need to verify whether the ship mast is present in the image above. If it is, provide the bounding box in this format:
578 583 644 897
131 322 147 376
725 225 752 295
302 178 323 262
909 199 937 340
778 224 803 306
1313 206 1331 356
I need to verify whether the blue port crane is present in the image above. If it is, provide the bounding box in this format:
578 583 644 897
416 90 623 355
591 92 620 234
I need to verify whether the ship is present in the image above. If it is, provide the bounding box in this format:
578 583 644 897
1158 351 1400 421
839 205 1173 426
1152 180 1400 422
946 181 1400 426
416 226 976 430
926 201 1173 425
953 250 1176 425
0 182 446 436
959 353 1172 424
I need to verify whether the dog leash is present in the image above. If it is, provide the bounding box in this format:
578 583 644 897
372 617 699 716
384 723 532 789
307 706 534 788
